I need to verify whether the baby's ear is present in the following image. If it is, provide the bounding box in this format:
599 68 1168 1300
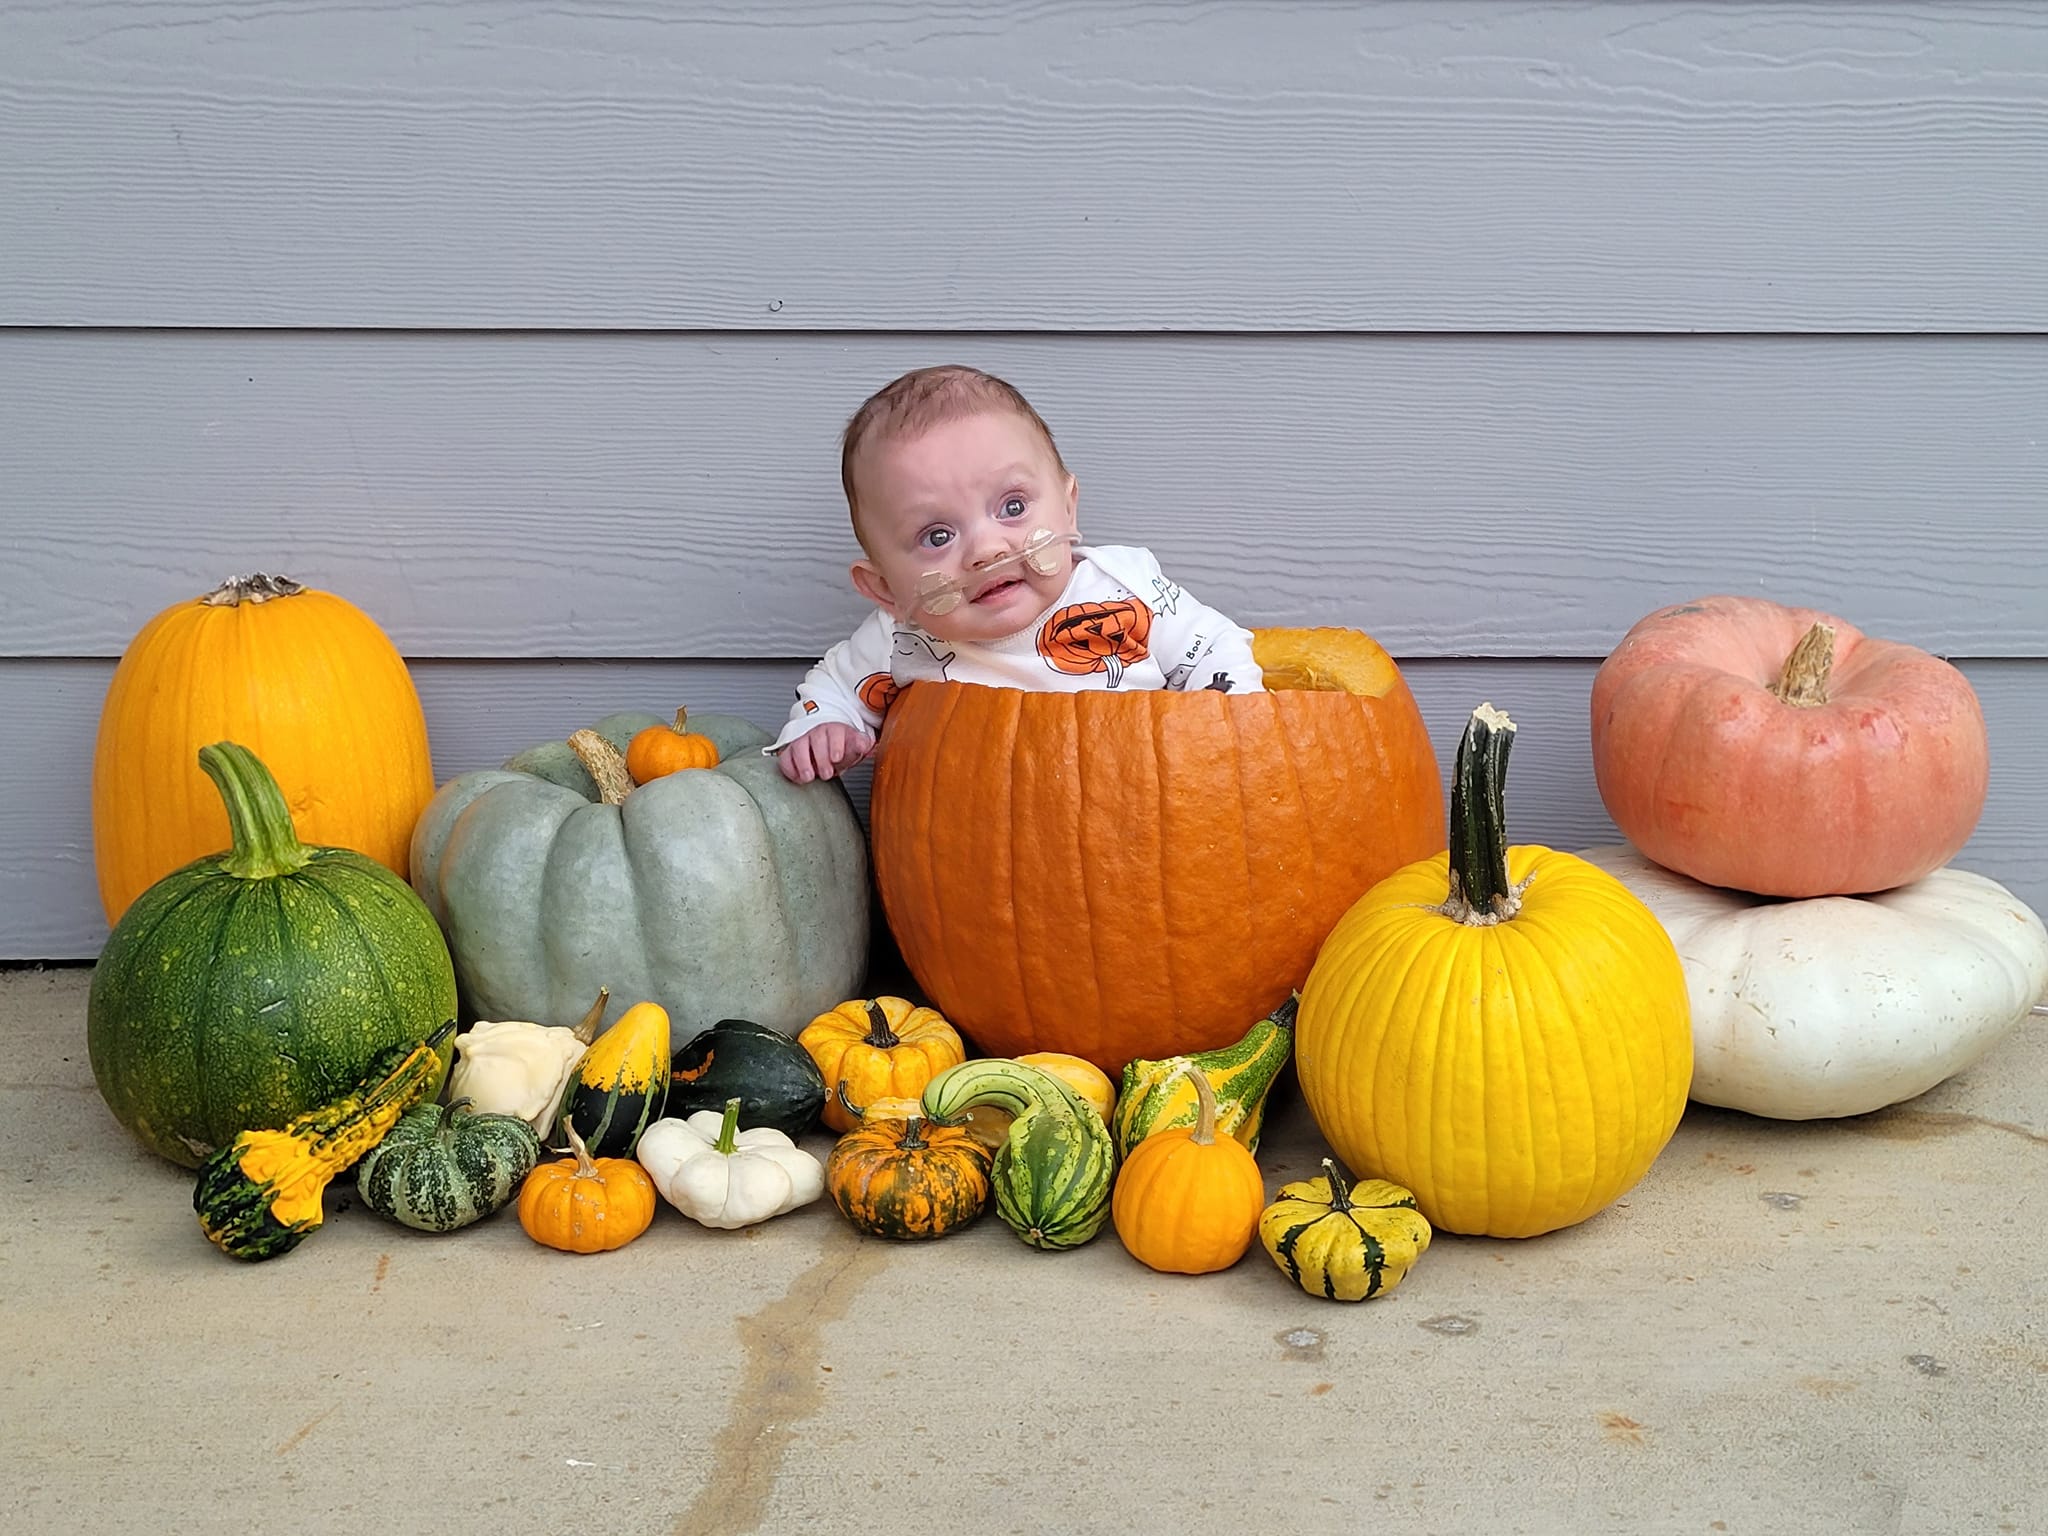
851 559 899 615
1063 472 1081 535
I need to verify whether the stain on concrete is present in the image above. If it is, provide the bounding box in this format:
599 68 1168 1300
1419 1314 1478 1336
274 1406 334 1456
669 1230 887 1536
1760 1191 1804 1210
1276 1326 1326 1361
1846 1110 2048 1147
1907 1354 1949 1377
1599 1412 1646 1445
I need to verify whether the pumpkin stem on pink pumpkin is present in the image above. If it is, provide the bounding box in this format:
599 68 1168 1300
1770 622 1836 708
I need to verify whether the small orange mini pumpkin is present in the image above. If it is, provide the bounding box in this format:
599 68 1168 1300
1112 1063 1266 1275
799 997 967 1133
625 707 721 784
516 1122 657 1254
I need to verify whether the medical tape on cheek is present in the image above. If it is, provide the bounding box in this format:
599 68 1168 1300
913 527 1079 617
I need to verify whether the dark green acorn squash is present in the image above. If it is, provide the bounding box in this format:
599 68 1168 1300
669 1018 828 1137
356 1098 542 1232
89 742 458 1168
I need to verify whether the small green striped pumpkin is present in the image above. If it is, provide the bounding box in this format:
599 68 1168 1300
1113 995 1295 1160
921 1059 1114 1251
90 742 457 1168
356 1098 542 1232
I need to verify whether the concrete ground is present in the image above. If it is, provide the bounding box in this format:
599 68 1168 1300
4 966 2043 1536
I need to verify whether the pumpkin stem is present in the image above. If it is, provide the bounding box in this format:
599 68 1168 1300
1770 622 1836 708
1320 1157 1356 1212
201 573 305 606
1438 704 1527 925
861 1000 904 1050
563 1119 601 1178
199 742 313 880
571 988 611 1045
714 1097 743 1156
432 1099 466 1142
671 707 690 733
1179 1061 1221 1147
567 729 635 806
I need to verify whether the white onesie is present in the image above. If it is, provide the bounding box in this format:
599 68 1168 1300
769 544 1263 752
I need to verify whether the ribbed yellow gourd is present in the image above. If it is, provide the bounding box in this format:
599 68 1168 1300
1296 704 1692 1239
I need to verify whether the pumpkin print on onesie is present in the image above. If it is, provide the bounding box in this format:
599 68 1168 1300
772 366 1264 783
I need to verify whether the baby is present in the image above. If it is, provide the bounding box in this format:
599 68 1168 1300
771 365 1264 783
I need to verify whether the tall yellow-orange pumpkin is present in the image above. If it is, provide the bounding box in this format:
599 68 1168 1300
869 628 1445 1073
92 575 434 923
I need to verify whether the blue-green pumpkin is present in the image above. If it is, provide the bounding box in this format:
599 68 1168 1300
89 743 457 1168
408 710 870 1041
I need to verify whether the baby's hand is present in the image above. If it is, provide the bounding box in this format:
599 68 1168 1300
777 722 875 784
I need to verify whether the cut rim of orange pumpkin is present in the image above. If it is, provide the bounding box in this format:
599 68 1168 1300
1250 626 1403 698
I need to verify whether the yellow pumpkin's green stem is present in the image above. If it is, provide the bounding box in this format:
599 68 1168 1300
1180 1061 1220 1147
1319 1157 1355 1212
1771 623 1836 708
198 742 312 881
714 1097 743 1155
1439 703 1524 926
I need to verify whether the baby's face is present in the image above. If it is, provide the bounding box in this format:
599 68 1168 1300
849 410 1079 643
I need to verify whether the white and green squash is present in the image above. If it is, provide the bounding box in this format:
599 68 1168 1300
356 1098 542 1232
921 1059 1115 1251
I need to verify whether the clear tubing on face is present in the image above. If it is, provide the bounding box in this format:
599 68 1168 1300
913 527 1079 617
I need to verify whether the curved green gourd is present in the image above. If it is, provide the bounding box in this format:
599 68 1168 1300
1113 995 1297 1160
407 711 870 1040
922 1060 1116 1251
356 1098 542 1232
89 742 458 1168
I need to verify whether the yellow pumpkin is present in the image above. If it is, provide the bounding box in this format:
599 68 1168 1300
1296 704 1693 1239
799 997 967 1133
91 574 433 922
1015 1053 1117 1122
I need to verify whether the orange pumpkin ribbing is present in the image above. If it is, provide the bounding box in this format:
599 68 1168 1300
92 577 434 922
869 628 1444 1073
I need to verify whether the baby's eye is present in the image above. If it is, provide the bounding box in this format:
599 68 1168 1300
919 527 954 550
999 496 1028 519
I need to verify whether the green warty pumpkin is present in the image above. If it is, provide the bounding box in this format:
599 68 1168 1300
356 1098 542 1232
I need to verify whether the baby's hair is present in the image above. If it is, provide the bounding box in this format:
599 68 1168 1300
840 365 1069 543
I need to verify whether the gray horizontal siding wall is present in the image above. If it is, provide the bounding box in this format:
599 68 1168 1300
4 1 2044 957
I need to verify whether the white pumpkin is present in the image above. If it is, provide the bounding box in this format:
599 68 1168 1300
1577 845 2048 1119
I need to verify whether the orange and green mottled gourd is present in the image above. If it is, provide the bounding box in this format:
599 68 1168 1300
825 1087 994 1240
193 1022 455 1262
1111 1063 1266 1275
93 574 433 923
1297 704 1693 1240
89 742 457 1167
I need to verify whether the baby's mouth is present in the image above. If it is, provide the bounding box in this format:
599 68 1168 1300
972 578 1023 604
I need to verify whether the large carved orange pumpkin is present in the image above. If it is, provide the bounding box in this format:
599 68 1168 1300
870 628 1444 1073
92 575 435 923
1590 596 1988 898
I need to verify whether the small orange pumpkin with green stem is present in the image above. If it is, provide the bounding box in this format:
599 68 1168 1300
1111 1062 1266 1274
517 1121 657 1254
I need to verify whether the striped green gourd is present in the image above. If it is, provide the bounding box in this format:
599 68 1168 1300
356 1098 542 1232
89 741 458 1168
194 1022 454 1262
1113 994 1297 1161
921 1059 1114 1251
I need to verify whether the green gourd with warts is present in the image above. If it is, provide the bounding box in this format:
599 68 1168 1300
356 1098 542 1232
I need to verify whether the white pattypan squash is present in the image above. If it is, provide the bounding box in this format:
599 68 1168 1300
636 1098 824 1229
1579 845 2048 1119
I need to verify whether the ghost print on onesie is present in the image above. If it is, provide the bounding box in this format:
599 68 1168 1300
768 545 1262 752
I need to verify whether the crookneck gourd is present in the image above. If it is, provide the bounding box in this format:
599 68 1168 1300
1259 1159 1432 1302
1113 994 1295 1160
557 1000 671 1158
194 1022 455 1262
355 1097 542 1232
1296 703 1693 1239
921 1059 1116 1251
825 1086 993 1240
